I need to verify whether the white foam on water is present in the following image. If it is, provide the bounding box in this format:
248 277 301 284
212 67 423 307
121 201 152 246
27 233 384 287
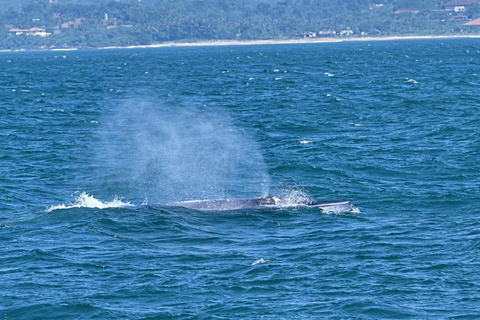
321 206 361 215
273 189 312 207
252 258 270 266
351 207 361 214
348 122 363 127
273 189 357 214
299 140 313 144
407 78 418 84
46 192 134 212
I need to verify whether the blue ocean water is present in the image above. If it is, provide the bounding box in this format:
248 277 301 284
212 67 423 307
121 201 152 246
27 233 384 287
1 39 480 318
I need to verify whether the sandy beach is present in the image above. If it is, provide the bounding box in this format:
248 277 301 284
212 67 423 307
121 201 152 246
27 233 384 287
1 34 479 52
97 34 480 50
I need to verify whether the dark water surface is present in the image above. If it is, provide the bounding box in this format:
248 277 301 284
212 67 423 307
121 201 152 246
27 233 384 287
1 39 480 318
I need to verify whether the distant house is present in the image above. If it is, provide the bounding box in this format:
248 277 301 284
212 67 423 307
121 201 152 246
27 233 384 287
444 0 479 11
9 27 51 37
464 16 480 24
317 30 336 37
340 29 354 36
59 18 84 29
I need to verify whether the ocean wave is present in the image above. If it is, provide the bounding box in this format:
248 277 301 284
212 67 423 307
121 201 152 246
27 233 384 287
46 192 134 212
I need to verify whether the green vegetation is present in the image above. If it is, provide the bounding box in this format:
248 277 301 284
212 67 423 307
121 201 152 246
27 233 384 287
1 0 479 49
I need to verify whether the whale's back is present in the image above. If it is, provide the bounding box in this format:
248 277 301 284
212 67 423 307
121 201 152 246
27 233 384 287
168 196 353 212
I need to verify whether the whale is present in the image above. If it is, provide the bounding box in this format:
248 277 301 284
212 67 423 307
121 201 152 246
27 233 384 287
166 195 353 212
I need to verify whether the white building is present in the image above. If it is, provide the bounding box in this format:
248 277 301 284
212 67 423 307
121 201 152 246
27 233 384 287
9 27 51 37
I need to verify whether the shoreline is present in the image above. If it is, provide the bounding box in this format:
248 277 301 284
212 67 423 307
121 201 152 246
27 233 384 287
2 34 480 52
99 34 480 50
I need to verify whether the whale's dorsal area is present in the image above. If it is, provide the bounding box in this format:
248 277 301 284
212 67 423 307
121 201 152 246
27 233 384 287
166 195 353 212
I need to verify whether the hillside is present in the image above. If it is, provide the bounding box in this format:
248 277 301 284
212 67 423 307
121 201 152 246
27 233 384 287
1 0 480 49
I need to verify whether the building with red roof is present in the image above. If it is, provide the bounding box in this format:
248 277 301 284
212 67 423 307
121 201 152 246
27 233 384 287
464 17 480 25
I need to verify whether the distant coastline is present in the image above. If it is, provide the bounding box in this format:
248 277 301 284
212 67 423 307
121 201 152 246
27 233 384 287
99 34 480 50
2 34 480 52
